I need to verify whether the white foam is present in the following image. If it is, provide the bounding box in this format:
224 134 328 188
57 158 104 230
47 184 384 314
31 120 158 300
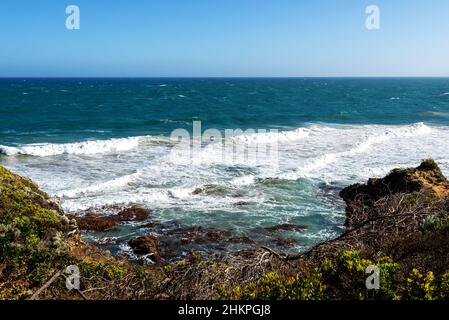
297 153 338 177
278 123 435 181
231 127 311 144
0 136 152 156
348 123 430 154
58 170 143 198
4 122 448 219
229 175 256 186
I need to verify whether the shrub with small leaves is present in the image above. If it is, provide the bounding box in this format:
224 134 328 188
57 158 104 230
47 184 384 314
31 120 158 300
219 271 326 300
418 214 449 234
404 268 436 300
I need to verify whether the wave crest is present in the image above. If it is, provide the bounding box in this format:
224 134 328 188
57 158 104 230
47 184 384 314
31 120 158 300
58 170 143 198
0 136 151 157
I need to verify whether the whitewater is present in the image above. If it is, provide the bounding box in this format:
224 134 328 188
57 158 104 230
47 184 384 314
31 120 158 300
1 122 449 252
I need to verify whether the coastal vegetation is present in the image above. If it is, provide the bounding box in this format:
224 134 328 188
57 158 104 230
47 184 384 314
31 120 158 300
0 166 163 299
1 159 449 300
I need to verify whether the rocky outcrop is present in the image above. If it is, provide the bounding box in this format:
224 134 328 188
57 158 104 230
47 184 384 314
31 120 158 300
128 235 160 262
340 159 448 203
340 159 449 228
68 205 152 232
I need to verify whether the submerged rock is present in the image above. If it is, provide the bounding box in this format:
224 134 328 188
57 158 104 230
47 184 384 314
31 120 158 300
180 226 229 244
166 226 255 246
191 184 228 196
233 201 251 207
264 223 308 233
275 238 298 247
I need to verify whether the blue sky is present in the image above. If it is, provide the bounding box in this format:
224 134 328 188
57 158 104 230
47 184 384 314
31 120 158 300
0 0 448 77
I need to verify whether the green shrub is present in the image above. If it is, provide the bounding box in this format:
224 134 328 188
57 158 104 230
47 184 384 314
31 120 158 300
418 214 449 234
403 268 436 300
438 272 449 299
220 271 325 300
220 250 401 300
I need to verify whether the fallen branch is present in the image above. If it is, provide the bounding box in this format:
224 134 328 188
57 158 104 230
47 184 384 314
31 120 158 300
30 271 62 300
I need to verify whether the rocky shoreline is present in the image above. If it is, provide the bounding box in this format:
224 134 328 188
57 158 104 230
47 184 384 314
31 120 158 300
1 160 449 299
67 204 309 264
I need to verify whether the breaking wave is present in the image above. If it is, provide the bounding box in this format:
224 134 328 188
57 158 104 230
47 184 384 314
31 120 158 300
0 136 159 157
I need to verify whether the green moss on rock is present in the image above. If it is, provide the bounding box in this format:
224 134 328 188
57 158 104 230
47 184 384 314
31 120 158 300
0 166 75 298
0 166 162 300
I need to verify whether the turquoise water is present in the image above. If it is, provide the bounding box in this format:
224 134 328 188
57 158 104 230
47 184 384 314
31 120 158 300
1 78 449 144
1 78 449 255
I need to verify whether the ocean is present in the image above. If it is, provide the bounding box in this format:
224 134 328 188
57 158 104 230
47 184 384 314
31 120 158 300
1 77 449 257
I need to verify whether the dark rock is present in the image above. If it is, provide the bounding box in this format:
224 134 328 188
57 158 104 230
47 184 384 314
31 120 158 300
191 187 203 195
264 223 308 233
69 205 152 232
341 159 448 203
228 236 255 244
142 222 156 228
205 230 227 241
233 201 250 206
340 159 449 228
191 184 228 196
69 213 119 232
276 238 297 247
118 206 152 221
128 235 160 261
164 225 255 247
170 226 226 244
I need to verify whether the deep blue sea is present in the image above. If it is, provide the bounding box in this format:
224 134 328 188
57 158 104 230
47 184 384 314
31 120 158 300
1 78 449 257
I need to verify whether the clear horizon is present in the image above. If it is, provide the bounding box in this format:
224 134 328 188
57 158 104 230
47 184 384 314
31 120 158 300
1 76 449 79
1 0 449 77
